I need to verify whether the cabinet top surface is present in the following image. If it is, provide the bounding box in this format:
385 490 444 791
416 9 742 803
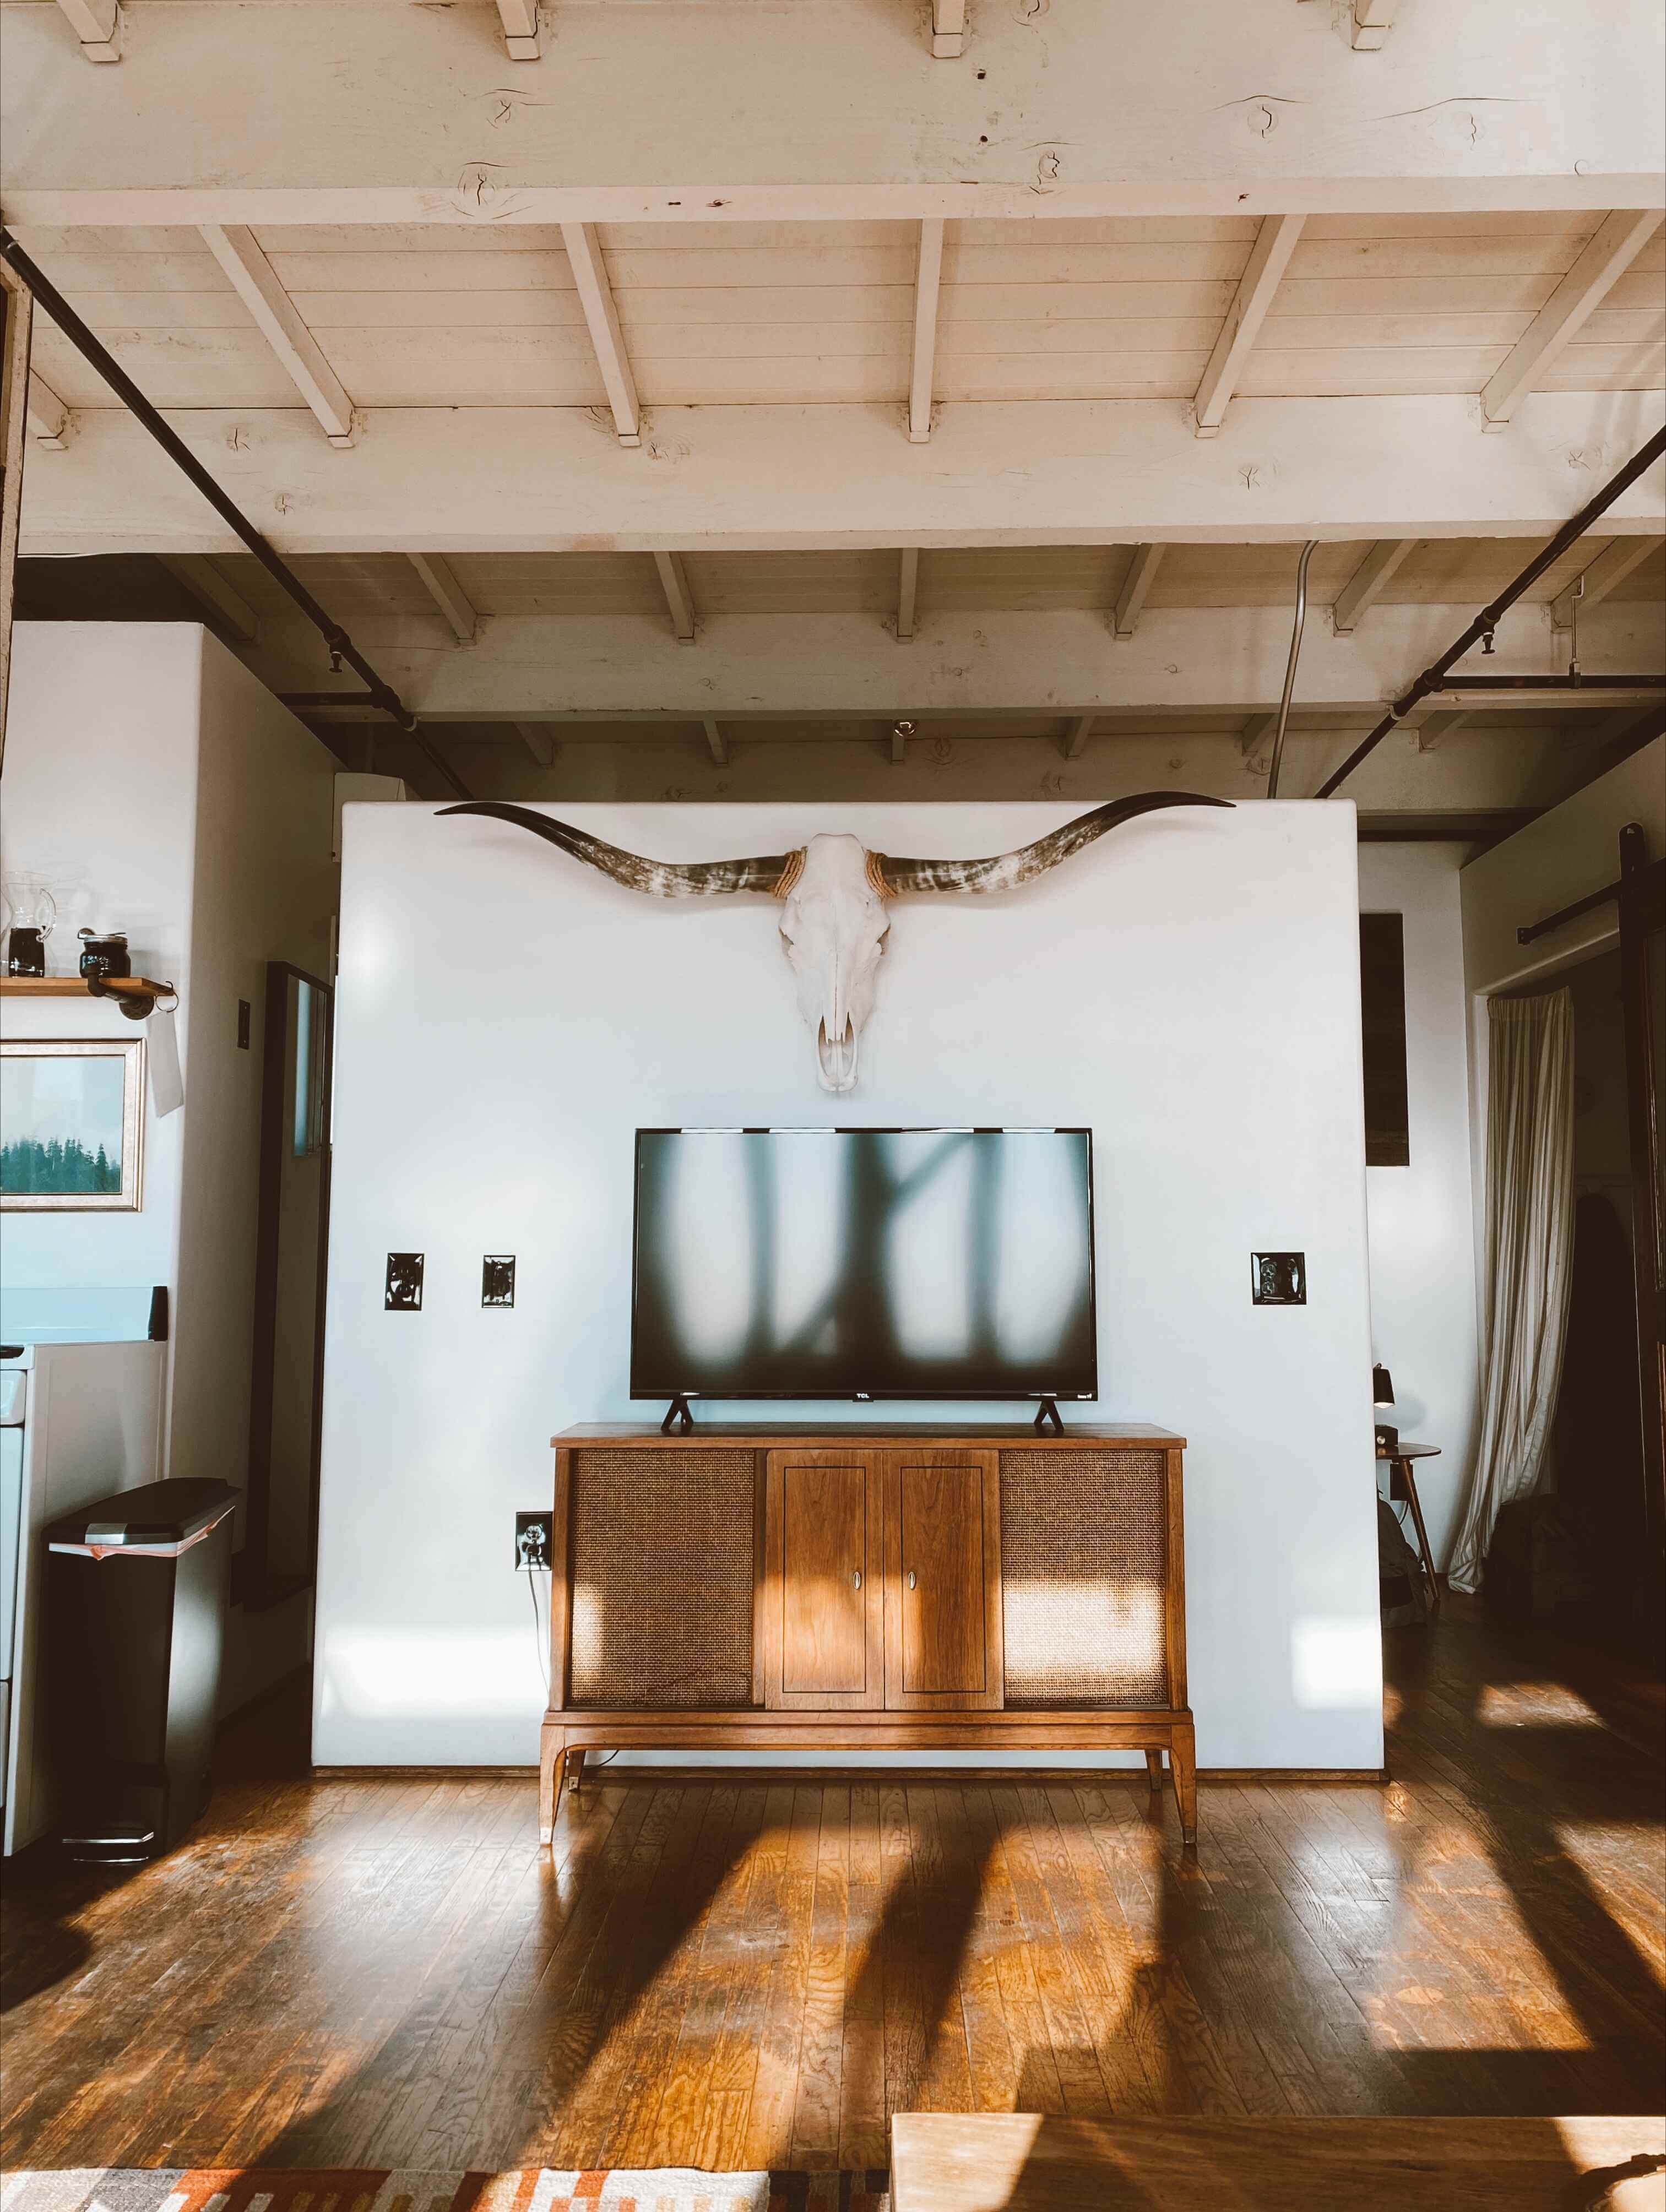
555 1421 1184 1447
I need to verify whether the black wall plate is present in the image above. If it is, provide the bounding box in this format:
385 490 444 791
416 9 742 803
482 1254 517 1308
385 1252 425 1310
1252 1252 1306 1305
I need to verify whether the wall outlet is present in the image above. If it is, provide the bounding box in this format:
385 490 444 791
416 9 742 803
514 1511 553 1570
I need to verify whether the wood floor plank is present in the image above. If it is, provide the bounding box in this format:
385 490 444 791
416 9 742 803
3 1597 1662 2168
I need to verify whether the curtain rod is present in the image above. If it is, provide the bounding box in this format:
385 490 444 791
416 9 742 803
0 225 473 803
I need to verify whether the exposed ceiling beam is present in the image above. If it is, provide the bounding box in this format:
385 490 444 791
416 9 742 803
1550 534 1662 628
407 552 477 646
560 222 641 448
1238 712 1277 757
24 398 1666 557
653 551 697 642
1112 545 1166 638
230 599 1661 722
159 553 259 643
1352 1 1394 49
514 721 556 765
1413 710 1469 753
25 371 70 450
702 716 729 765
897 548 919 642
1418 680 1665 711
1061 716 1094 759
493 1 541 62
908 220 944 444
1482 209 1663 431
1332 539 1419 632
53 0 120 62
930 0 967 59
197 224 357 447
10 0 1660 220
1191 214 1305 439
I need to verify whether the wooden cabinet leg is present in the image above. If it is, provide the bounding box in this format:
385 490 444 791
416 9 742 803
1144 1748 1164 1792
1170 1721 1197 1849
567 1748 587 1795
539 1723 566 1849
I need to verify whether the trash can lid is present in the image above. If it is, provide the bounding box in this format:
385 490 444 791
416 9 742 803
45 1476 240 1550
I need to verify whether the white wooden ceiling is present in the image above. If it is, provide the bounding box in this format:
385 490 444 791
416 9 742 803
19 212 1665 417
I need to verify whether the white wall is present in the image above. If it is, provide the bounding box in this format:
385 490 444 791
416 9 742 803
1356 846 1479 1567
0 625 201 1301
1 623 339 1710
316 797 1384 1774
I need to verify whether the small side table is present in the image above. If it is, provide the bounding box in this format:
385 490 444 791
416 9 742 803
1378 1442 1441 1616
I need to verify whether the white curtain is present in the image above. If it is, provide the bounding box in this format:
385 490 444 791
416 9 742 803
1448 989 1576 1593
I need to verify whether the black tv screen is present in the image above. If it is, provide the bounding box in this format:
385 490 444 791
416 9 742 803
631 1127 1097 1403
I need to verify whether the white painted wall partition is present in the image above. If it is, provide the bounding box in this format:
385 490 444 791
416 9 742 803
316 797 1383 1774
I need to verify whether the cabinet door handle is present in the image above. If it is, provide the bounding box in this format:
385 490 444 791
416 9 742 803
852 1569 862 1590
907 1569 918 1591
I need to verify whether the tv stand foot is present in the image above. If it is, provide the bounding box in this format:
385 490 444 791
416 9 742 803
1033 1398 1064 1433
660 1395 694 1434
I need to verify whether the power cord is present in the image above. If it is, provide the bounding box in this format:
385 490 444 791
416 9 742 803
526 1566 550 1694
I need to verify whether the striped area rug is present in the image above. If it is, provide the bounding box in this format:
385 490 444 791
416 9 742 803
0 2174 891 2212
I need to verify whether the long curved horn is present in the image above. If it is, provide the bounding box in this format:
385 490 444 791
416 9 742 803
873 791 1232 894
439 802 797 898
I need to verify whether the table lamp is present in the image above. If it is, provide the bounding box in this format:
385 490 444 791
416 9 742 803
1374 1364 1397 1455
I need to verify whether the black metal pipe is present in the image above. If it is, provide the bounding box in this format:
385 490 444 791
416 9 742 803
1315 425 1666 799
0 225 472 802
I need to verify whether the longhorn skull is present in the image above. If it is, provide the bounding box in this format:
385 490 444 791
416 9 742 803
441 792 1231 1091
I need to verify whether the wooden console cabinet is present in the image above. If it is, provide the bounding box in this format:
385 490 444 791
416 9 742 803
542 1422 1196 1844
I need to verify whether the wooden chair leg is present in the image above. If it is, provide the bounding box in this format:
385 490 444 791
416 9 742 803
1396 1457 1442 1616
1144 1748 1165 1792
1170 1721 1197 1849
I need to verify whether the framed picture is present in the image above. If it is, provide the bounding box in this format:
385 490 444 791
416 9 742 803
0 1039 145 1211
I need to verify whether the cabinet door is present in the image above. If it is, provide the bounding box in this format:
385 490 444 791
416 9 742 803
883 1449 1003 1709
764 1450 883 1708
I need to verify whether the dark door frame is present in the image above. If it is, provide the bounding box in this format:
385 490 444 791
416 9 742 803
241 958 334 1611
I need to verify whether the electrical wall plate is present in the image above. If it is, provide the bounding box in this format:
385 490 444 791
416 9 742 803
1252 1251 1306 1305
515 1510 553 1570
384 1252 424 1310
482 1254 516 1307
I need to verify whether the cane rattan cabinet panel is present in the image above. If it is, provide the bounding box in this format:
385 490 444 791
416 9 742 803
544 1423 1195 1845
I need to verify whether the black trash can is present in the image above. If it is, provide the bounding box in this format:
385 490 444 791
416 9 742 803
44 1477 238 1863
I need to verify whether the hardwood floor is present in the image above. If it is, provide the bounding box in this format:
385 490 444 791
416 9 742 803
2 1597 1661 2176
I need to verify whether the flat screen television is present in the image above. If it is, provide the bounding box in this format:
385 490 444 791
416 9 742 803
631 1127 1097 1405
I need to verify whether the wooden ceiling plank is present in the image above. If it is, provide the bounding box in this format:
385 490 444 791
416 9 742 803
560 222 642 444
1192 214 1305 438
897 547 919 640
53 0 120 62
1112 545 1165 637
1481 209 1663 429
1414 709 1469 753
1332 539 1418 632
1061 715 1094 758
909 220 945 442
159 555 260 643
407 553 478 646
197 223 357 444
653 551 698 642
1549 534 1663 627
494 1 542 62
703 716 729 764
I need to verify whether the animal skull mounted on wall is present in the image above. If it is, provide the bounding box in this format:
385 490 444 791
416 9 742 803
440 793 1231 1092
